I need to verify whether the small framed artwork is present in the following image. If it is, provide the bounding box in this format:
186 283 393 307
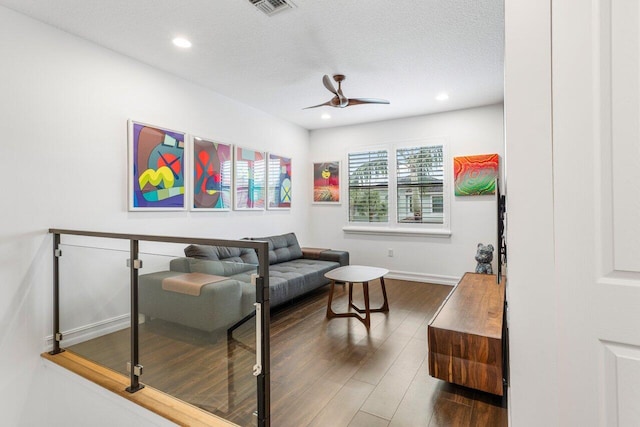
313 161 340 204
267 153 292 209
234 146 266 210
453 153 499 196
191 137 232 210
128 120 186 211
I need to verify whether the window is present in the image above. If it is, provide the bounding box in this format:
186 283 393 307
396 145 444 224
346 142 447 233
348 150 388 222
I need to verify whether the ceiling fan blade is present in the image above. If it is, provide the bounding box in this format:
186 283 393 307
322 75 338 95
323 74 348 107
347 98 390 106
303 100 333 109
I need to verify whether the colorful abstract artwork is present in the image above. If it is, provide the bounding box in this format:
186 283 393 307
267 154 292 209
129 121 186 210
234 147 265 210
453 153 499 196
192 138 232 210
313 161 340 203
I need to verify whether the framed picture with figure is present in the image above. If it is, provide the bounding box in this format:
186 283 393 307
313 161 340 204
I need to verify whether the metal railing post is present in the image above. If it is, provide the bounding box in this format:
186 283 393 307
126 239 144 393
256 242 270 427
49 233 64 355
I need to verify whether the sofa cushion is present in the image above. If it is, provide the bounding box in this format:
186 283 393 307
268 258 339 306
179 258 257 276
308 249 350 267
247 232 303 265
184 244 259 264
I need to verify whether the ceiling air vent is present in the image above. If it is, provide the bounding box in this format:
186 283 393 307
248 0 295 16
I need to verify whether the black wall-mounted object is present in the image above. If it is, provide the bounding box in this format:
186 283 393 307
496 178 507 284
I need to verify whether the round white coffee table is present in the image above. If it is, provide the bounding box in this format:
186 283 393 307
324 265 390 328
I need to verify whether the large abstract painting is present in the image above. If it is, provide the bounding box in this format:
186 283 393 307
129 121 186 210
234 147 265 210
192 137 232 210
453 153 499 196
267 153 292 209
313 161 340 203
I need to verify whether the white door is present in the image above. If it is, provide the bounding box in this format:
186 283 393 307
552 0 640 425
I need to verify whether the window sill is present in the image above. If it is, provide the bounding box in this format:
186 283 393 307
342 225 452 237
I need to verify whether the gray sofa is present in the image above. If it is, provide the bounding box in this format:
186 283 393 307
139 233 348 334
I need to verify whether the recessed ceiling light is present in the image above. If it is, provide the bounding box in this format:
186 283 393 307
321 113 331 120
172 37 192 48
436 93 449 101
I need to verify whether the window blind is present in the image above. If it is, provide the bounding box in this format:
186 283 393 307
348 150 389 222
396 145 444 224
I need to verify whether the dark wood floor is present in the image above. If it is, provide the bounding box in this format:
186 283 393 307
70 279 507 426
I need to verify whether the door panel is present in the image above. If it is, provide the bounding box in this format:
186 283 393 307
603 342 640 426
553 0 640 425
611 0 640 273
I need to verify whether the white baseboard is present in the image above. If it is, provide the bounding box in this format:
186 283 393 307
44 314 130 349
386 270 459 286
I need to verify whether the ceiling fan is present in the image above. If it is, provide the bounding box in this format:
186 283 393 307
304 74 390 109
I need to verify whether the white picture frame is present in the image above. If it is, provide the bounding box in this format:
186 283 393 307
233 146 266 210
267 153 292 210
128 120 187 211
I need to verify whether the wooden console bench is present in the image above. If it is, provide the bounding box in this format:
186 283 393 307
427 272 506 396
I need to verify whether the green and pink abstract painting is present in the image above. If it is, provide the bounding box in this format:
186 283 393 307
453 154 499 196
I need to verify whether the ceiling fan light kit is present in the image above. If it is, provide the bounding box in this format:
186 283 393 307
304 74 390 110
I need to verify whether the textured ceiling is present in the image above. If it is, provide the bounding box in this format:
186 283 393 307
0 0 504 130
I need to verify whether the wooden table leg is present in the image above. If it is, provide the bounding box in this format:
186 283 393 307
327 278 386 329
326 280 368 327
351 277 390 314
362 281 371 328
326 280 337 318
327 280 366 323
379 276 389 312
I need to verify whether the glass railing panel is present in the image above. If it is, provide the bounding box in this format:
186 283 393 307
137 241 259 426
58 235 131 376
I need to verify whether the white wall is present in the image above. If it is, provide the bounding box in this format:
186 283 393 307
21 361 178 427
0 6 309 425
504 0 557 425
309 104 504 284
